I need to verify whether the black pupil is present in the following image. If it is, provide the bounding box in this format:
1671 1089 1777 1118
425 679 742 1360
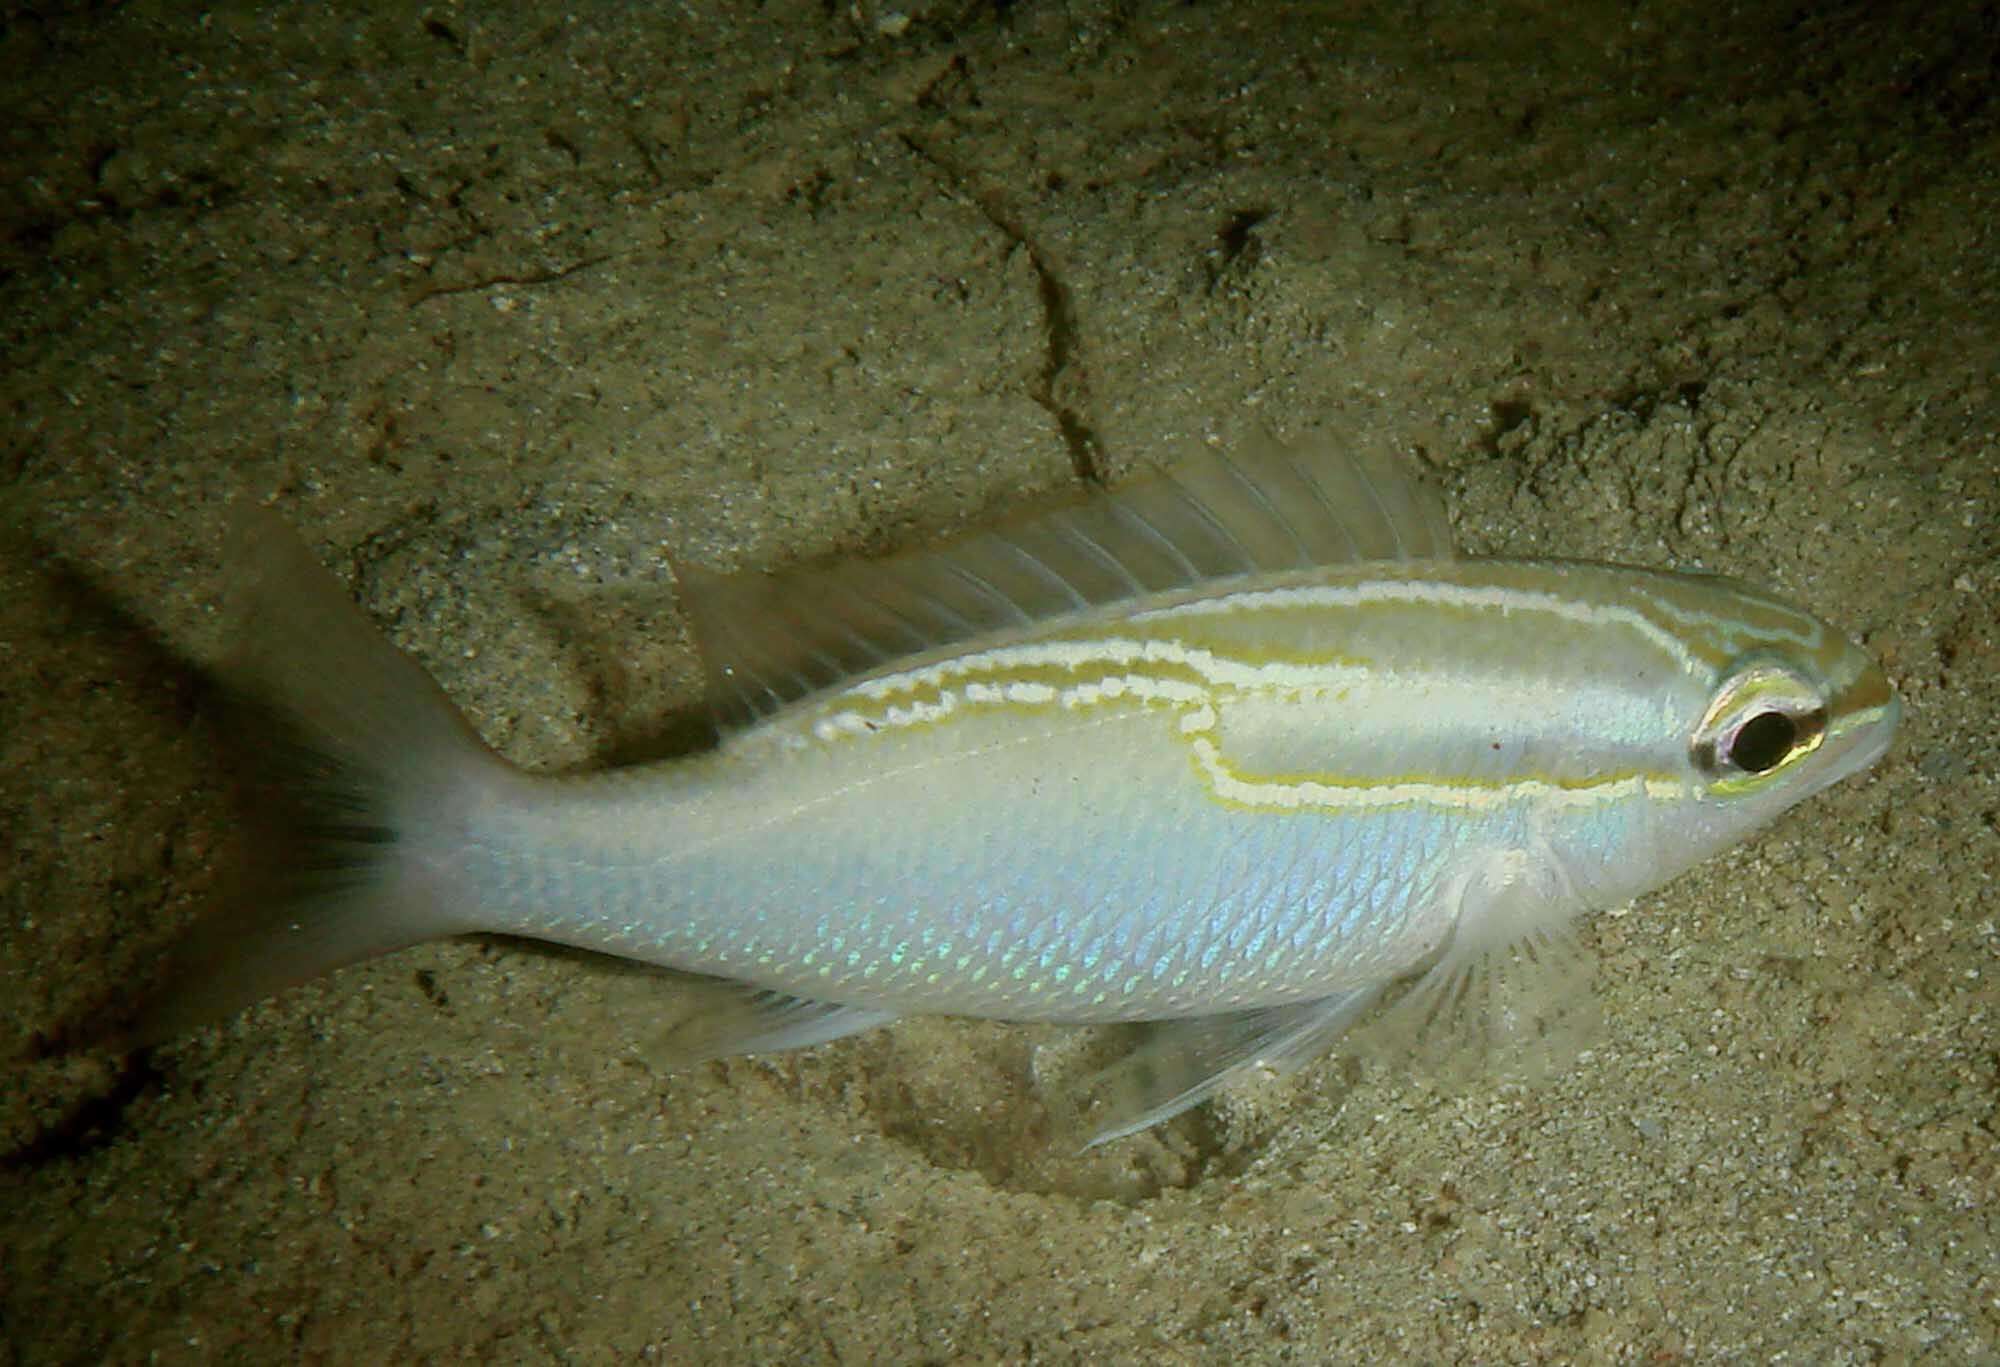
1729 711 1797 773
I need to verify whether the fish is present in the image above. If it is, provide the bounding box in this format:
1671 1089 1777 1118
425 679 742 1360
138 438 1900 1145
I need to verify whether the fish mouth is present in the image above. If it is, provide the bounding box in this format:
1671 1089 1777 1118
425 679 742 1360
1818 658 1900 789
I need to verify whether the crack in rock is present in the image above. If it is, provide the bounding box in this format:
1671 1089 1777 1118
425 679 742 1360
899 131 1105 487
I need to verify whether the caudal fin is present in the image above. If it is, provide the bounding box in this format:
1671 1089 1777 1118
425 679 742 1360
134 508 516 1040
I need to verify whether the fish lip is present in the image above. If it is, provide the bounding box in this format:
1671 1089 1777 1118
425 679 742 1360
1854 691 1902 766
1820 671 1901 788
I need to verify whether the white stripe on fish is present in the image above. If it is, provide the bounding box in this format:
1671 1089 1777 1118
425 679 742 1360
136 436 1899 1145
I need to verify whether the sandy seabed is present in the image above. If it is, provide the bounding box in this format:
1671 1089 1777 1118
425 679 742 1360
3 1 1995 1361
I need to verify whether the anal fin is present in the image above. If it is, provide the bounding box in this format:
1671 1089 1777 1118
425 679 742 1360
641 979 897 1068
1065 987 1384 1149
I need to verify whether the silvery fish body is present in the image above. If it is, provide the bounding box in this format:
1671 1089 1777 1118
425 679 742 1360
150 441 1899 1142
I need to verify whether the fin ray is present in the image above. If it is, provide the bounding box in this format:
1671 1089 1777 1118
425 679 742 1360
644 982 896 1066
136 508 512 1041
1066 987 1384 1148
677 436 1453 724
1355 845 1602 1083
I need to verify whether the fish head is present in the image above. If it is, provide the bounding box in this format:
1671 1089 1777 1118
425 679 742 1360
1646 573 1899 865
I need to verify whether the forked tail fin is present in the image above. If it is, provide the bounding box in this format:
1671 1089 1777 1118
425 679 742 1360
134 508 518 1040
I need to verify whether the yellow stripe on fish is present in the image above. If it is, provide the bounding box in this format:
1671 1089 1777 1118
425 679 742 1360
136 436 1899 1147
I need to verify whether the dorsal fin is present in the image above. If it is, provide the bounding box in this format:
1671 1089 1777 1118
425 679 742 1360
676 435 1452 724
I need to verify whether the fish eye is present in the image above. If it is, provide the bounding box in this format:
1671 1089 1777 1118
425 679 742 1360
1726 709 1812 774
1692 659 1829 787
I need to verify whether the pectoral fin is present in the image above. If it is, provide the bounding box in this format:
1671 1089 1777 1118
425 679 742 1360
1355 846 1603 1084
